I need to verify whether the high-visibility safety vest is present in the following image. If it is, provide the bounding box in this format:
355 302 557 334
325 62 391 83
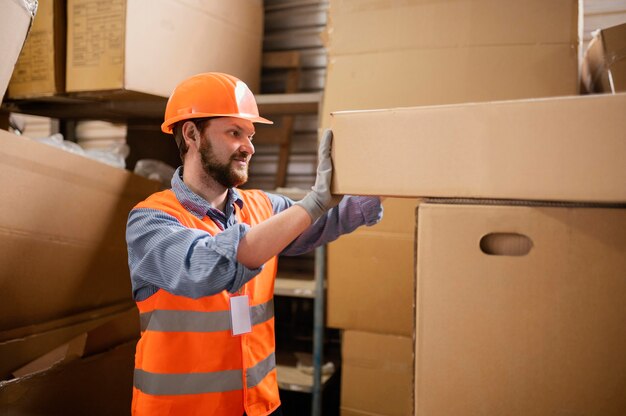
131 189 280 416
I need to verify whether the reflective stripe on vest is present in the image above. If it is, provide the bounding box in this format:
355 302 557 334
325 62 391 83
139 299 274 332
134 352 276 395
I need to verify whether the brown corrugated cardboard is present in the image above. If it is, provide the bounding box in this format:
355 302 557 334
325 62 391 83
7 0 66 99
322 0 580 127
82 304 139 356
324 44 578 125
0 303 135 380
12 333 87 378
0 0 35 102
327 198 419 336
327 198 419 337
331 93 626 203
0 129 159 331
341 331 413 416
581 22 626 93
327 0 579 55
328 233 415 336
7 305 138 379
0 341 135 415
66 0 263 97
350 197 419 235
340 410 371 416
415 203 626 415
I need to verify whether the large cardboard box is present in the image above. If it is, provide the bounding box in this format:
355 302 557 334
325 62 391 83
0 0 36 102
341 331 413 416
0 341 136 415
581 22 626 93
322 0 580 127
66 0 263 97
0 129 159 332
0 302 136 380
414 203 626 414
327 198 419 336
7 0 66 99
331 93 626 203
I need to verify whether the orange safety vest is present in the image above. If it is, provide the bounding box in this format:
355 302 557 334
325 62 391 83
131 189 280 416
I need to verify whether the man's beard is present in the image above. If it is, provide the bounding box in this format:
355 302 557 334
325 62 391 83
199 136 250 188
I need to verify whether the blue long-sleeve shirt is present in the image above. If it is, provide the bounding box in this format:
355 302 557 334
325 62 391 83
126 167 383 301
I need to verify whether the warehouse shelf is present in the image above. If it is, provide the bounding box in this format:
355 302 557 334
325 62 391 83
0 92 322 123
272 245 329 411
276 363 333 393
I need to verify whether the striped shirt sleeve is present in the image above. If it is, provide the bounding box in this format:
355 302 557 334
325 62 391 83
126 207 262 301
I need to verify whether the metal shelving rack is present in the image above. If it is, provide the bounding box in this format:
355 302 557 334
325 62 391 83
1 92 322 125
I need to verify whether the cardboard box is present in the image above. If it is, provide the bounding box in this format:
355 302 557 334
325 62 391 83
324 44 578 126
0 129 159 332
326 0 579 55
0 302 136 380
415 203 626 415
327 198 419 336
331 93 626 203
0 341 136 415
66 0 263 97
7 0 66 99
322 0 580 127
581 22 626 93
0 0 36 102
341 330 413 416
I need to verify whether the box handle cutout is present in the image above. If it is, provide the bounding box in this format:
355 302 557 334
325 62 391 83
479 233 532 256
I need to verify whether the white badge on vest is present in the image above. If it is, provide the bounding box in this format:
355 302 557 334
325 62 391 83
230 295 252 336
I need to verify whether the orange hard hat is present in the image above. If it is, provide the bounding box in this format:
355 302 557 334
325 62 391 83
161 72 273 134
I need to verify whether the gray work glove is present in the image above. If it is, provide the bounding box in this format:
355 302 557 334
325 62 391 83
295 129 342 222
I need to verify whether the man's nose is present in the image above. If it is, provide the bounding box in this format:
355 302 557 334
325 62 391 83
240 137 255 155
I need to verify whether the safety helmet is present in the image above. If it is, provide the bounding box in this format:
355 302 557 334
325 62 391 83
161 72 273 134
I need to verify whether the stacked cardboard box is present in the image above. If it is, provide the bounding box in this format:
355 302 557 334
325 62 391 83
0 341 137 415
411 203 626 415
7 0 66 99
0 128 160 411
7 0 265 99
331 93 626 202
340 331 414 416
321 0 580 127
330 98 626 415
319 1 622 415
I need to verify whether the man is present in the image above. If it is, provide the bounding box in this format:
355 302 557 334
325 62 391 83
126 72 382 416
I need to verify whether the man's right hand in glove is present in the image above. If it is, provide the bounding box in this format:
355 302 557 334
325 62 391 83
295 129 342 222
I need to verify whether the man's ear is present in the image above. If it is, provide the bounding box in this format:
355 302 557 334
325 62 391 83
181 121 201 146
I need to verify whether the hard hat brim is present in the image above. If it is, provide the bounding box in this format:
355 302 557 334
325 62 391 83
161 113 274 134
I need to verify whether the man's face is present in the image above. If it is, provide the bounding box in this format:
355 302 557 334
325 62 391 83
197 117 255 188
